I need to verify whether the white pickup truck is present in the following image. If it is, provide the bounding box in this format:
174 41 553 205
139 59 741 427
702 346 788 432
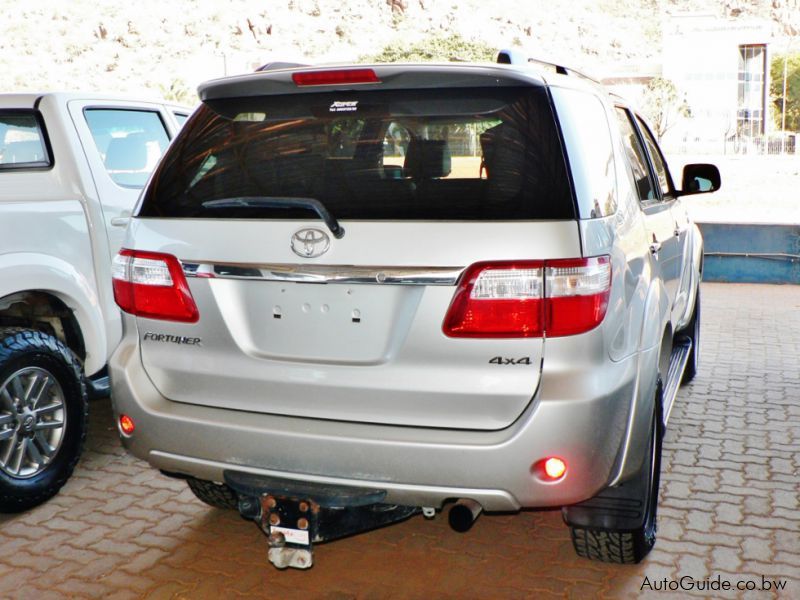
0 93 189 511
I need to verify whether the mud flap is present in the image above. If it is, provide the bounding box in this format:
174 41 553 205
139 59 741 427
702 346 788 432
224 471 418 569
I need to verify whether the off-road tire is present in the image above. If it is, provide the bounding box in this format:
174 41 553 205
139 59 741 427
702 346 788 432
678 288 700 384
0 328 88 513
568 382 663 564
186 477 239 510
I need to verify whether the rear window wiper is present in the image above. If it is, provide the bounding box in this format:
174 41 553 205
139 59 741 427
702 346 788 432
201 196 345 239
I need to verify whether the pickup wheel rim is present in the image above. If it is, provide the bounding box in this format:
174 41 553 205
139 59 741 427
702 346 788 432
0 367 66 479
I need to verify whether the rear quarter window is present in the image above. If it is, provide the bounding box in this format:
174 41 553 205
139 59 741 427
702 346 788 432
0 111 51 169
139 87 575 221
549 87 616 219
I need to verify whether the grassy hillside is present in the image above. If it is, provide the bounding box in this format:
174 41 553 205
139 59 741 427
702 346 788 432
0 0 791 102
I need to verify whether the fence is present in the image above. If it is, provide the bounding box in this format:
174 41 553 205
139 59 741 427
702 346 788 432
664 132 797 156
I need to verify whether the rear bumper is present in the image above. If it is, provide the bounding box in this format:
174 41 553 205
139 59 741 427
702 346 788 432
110 333 640 512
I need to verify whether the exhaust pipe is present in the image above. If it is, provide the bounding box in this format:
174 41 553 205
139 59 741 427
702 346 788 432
448 499 483 533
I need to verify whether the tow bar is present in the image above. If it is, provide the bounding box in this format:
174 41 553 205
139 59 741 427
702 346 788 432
224 471 418 569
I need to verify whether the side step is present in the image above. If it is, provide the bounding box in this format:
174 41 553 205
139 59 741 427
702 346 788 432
662 339 691 428
87 368 110 400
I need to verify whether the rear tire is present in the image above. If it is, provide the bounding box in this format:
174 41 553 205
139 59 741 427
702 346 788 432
679 288 701 384
0 328 88 513
567 381 663 564
186 477 239 510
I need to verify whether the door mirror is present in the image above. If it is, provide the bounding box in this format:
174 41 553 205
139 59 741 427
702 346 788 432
680 163 720 196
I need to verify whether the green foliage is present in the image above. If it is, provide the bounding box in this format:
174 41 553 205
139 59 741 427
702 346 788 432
770 53 800 131
361 33 496 64
641 77 691 140
157 78 195 105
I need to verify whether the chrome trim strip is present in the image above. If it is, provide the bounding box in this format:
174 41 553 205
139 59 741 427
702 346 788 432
182 262 463 286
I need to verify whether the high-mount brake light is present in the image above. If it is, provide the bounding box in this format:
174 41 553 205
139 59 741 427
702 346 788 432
112 249 199 323
292 69 381 86
442 256 610 338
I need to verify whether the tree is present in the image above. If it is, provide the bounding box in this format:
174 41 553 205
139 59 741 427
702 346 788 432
770 53 800 132
641 77 691 140
157 78 195 105
360 33 496 64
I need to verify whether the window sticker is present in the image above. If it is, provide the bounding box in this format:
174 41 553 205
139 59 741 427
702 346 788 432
329 101 358 113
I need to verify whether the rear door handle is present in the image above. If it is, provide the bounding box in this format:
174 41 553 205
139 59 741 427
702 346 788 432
111 210 132 227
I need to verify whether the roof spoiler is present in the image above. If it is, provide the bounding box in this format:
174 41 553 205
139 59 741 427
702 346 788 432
255 61 310 72
496 49 600 85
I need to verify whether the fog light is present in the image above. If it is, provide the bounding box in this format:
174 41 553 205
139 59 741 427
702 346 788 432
119 414 136 436
544 457 567 480
533 457 567 481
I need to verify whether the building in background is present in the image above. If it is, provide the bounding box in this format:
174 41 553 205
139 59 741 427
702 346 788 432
662 14 773 152
604 14 780 154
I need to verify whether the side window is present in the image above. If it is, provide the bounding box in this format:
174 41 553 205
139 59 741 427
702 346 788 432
0 112 50 168
173 112 189 128
84 109 170 188
636 116 672 197
614 108 657 203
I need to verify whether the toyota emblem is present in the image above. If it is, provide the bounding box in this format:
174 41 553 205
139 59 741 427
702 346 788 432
291 228 330 258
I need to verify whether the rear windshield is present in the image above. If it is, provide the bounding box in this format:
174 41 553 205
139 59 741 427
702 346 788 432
139 87 574 221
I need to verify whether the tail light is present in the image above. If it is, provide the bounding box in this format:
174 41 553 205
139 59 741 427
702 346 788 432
112 249 199 322
442 256 610 338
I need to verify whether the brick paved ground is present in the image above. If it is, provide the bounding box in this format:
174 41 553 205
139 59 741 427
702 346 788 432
0 283 797 599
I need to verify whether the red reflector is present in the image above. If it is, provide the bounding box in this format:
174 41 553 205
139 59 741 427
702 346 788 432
119 414 135 436
112 249 199 323
442 257 610 338
292 69 380 86
544 457 567 480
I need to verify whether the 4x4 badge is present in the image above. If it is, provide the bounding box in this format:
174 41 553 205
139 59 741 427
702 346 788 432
291 228 330 258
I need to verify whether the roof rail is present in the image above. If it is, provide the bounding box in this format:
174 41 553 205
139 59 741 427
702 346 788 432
255 61 310 72
496 49 600 85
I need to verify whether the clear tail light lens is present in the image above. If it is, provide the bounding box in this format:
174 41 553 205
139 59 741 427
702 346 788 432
443 257 610 338
112 249 199 323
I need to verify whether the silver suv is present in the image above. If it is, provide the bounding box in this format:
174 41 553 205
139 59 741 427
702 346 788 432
109 54 718 568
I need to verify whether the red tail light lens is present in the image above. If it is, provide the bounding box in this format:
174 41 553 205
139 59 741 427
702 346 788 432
443 256 610 338
442 261 545 338
292 69 380 86
112 249 199 323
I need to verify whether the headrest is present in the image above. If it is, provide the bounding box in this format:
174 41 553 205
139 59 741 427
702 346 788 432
404 139 451 179
4 140 46 163
480 123 525 199
105 133 148 171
